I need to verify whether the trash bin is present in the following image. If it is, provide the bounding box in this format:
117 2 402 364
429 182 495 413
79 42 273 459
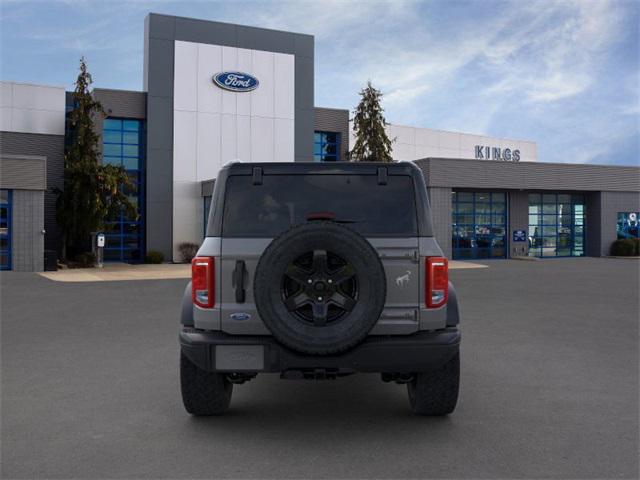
44 250 57 271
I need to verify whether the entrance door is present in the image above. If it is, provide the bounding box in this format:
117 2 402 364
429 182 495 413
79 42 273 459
527 193 585 257
0 190 12 270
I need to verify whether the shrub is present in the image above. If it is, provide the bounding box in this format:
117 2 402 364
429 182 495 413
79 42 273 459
610 239 638 256
178 242 199 263
74 252 96 268
145 250 164 264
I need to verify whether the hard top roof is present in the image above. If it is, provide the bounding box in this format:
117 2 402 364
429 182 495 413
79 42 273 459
221 161 421 176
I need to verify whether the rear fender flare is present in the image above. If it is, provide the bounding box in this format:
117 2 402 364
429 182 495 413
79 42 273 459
181 282 194 327
446 281 460 327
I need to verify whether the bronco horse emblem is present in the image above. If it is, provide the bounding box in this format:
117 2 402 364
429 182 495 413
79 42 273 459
395 270 411 287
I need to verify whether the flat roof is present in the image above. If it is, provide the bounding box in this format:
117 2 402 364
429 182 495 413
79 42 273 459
415 158 640 192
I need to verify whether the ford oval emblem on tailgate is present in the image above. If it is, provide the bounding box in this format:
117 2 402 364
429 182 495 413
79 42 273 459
230 312 251 321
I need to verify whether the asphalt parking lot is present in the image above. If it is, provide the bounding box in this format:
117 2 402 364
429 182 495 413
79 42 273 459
2 258 638 479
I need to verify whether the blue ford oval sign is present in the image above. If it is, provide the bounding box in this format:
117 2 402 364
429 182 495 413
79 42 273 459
213 72 259 92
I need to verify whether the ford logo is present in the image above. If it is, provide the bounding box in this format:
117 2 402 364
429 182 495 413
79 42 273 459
230 312 251 321
213 72 259 92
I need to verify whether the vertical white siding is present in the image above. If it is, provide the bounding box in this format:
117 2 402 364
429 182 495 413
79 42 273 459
173 42 198 111
0 82 65 136
173 110 197 181
172 41 295 260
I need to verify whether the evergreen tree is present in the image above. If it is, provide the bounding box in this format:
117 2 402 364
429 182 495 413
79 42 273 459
349 81 394 162
55 57 135 260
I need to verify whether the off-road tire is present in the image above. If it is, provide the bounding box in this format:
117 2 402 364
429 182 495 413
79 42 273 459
254 221 386 355
180 352 233 415
407 352 459 416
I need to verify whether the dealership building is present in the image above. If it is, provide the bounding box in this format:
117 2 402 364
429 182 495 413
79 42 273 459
1 13 639 271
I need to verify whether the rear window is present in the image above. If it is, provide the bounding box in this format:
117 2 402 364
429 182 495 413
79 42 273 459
221 174 418 237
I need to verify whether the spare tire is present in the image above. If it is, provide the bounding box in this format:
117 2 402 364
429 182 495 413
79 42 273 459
254 222 386 355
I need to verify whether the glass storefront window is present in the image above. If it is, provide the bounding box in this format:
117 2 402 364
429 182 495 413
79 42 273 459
102 118 145 262
452 191 507 259
0 190 11 270
528 193 585 257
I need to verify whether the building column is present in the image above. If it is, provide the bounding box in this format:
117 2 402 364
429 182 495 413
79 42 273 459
508 191 529 258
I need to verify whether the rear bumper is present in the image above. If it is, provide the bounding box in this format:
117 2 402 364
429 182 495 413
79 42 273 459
180 328 460 374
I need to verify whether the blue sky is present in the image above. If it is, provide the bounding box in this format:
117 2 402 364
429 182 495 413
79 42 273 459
1 0 638 166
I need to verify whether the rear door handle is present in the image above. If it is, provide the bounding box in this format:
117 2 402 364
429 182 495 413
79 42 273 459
232 260 246 303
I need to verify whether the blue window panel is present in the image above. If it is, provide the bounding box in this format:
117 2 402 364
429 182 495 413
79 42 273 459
103 144 121 156
313 130 341 162
103 130 122 143
123 120 139 131
122 131 139 145
123 144 139 157
101 118 145 263
104 118 122 130
452 191 507 260
122 156 139 170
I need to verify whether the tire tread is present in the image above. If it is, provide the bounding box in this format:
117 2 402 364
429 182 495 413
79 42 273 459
408 352 459 416
180 352 233 416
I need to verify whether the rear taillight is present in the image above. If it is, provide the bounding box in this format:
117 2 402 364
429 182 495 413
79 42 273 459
426 257 448 308
192 257 215 308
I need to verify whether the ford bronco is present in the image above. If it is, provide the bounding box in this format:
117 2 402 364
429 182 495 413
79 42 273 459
180 162 460 416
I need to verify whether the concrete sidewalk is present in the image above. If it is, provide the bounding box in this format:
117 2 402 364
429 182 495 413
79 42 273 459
37 260 487 282
37 263 191 282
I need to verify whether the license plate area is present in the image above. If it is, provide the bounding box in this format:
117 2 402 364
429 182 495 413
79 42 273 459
215 345 264 371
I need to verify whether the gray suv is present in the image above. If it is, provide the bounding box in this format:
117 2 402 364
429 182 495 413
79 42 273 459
180 162 460 416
